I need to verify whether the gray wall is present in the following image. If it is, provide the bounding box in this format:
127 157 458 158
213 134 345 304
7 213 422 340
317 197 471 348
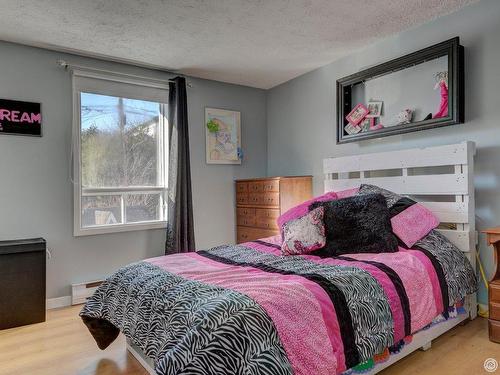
1 0 497 305
267 0 499 305
0 41 267 299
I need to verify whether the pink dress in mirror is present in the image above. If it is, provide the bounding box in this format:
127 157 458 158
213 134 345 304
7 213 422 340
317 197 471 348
433 81 448 119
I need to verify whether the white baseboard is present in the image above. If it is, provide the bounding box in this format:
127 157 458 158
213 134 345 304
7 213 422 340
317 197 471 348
46 295 72 310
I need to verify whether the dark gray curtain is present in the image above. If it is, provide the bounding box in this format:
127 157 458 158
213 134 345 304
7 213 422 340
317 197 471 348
165 76 195 254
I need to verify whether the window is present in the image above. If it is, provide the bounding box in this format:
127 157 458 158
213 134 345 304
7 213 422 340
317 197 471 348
72 70 168 235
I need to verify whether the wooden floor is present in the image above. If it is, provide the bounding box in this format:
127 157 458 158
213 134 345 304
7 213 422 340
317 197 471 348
0 306 147 375
0 305 497 375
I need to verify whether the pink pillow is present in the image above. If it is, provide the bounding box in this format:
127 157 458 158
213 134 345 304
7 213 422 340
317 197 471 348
391 203 440 248
281 207 326 255
277 191 338 229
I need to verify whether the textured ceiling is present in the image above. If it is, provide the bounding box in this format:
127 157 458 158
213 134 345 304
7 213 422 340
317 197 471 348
0 0 477 89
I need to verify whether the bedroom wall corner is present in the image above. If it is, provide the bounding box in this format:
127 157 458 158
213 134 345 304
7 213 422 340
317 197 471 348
187 77 268 249
265 0 500 305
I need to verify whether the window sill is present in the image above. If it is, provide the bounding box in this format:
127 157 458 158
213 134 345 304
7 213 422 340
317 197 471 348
74 221 167 237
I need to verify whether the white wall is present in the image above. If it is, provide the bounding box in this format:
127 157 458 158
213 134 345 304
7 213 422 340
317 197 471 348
0 41 267 299
267 0 499 304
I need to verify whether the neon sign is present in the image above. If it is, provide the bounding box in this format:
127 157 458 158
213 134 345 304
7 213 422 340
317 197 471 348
0 99 42 136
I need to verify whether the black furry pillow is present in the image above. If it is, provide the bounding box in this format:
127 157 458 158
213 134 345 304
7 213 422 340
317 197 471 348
310 193 399 256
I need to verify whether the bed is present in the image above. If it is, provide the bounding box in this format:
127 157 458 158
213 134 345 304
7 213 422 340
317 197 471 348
81 141 478 375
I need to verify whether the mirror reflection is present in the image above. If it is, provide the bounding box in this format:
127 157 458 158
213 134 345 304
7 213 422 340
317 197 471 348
345 55 449 136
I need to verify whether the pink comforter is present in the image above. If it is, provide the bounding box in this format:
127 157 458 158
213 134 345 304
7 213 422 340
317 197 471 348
147 235 444 374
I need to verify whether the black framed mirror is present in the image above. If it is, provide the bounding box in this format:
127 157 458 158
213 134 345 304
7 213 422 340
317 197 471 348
336 37 464 144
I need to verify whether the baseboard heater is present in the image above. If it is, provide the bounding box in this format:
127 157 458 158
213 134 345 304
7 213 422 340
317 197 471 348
71 280 104 305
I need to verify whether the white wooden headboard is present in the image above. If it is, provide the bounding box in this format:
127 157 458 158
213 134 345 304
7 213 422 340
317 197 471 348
324 141 477 318
323 141 476 257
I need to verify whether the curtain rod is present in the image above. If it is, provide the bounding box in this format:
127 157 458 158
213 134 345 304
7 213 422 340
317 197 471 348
56 60 193 87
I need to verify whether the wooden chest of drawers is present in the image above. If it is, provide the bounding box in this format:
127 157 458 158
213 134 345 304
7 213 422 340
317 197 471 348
490 280 500 342
235 176 312 244
483 227 500 343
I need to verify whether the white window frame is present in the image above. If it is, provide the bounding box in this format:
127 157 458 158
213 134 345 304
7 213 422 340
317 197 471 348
72 68 169 236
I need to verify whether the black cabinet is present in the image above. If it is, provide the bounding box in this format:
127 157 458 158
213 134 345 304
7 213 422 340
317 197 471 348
0 238 46 329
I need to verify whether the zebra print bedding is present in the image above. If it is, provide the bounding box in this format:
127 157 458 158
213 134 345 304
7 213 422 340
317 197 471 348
81 234 476 375
81 261 292 375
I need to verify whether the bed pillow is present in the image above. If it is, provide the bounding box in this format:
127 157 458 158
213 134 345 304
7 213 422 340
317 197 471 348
281 206 326 256
310 193 398 255
390 197 440 248
356 184 402 207
335 187 359 199
277 191 338 230
357 184 440 248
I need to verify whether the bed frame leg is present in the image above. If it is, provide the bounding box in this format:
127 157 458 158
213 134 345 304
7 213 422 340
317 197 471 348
468 295 478 320
420 341 432 351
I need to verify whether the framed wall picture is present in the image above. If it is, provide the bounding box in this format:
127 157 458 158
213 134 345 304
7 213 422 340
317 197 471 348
0 98 42 136
205 107 241 164
366 101 383 118
345 103 369 125
359 117 375 132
